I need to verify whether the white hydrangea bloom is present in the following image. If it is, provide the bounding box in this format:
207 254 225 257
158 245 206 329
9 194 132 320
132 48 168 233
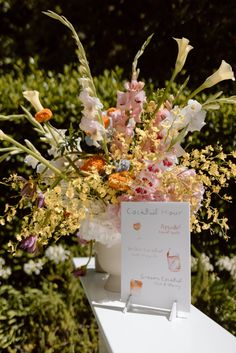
0 257 6 267
79 213 120 246
216 256 236 280
200 253 214 272
45 245 70 264
0 257 11 279
0 266 12 279
23 259 44 275
191 256 198 271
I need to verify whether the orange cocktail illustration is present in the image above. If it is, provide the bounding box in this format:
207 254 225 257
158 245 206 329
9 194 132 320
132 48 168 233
130 279 143 295
133 222 141 231
167 249 181 272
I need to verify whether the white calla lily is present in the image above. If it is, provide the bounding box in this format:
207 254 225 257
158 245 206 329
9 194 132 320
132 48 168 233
188 60 235 100
174 37 193 75
23 90 44 112
201 60 235 89
157 37 193 110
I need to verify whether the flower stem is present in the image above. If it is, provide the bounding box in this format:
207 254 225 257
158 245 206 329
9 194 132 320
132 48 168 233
156 70 177 112
186 85 205 102
191 244 201 257
0 131 64 177
85 240 94 267
96 111 109 159
46 122 83 174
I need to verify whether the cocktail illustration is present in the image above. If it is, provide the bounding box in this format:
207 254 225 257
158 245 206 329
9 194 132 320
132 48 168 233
133 222 141 231
167 249 181 272
130 279 143 296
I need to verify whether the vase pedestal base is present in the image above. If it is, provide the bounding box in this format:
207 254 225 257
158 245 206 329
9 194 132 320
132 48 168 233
104 274 121 293
95 241 121 293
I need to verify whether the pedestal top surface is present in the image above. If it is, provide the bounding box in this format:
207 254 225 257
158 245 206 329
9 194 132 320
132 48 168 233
74 257 236 353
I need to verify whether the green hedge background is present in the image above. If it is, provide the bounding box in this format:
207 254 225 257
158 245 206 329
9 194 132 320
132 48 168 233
0 0 235 86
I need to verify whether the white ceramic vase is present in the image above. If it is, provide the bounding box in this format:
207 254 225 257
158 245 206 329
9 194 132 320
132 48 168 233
95 241 121 293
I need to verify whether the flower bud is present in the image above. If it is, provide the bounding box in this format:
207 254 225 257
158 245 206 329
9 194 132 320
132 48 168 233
35 108 53 123
36 192 45 208
23 91 53 123
20 235 37 253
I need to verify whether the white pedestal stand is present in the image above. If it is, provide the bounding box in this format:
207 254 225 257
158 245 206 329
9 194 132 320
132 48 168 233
74 257 236 353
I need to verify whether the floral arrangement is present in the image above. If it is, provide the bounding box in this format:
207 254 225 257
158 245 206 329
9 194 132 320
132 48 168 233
0 11 236 256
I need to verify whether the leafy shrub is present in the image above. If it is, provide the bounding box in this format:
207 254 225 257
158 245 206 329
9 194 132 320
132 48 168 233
0 0 235 89
191 252 236 335
0 58 124 122
0 246 98 352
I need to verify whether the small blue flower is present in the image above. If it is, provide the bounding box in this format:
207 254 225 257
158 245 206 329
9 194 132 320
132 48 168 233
115 159 130 172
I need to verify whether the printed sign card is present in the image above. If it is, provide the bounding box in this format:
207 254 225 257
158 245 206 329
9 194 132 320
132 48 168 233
121 202 191 316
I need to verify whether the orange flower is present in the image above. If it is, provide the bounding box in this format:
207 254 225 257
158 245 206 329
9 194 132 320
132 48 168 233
107 107 118 115
35 108 53 123
102 115 110 129
80 155 106 173
108 171 133 191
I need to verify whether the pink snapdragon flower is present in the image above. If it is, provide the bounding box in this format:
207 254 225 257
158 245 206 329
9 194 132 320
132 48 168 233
117 80 146 123
153 108 170 127
118 190 165 202
109 109 135 137
140 108 170 154
158 153 178 171
79 117 106 147
79 88 106 147
79 89 103 118
124 80 145 91
129 168 161 200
